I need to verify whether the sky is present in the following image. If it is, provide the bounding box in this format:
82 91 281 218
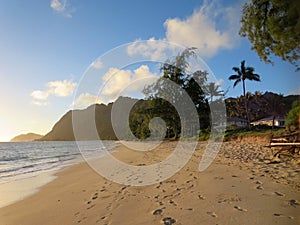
0 0 299 141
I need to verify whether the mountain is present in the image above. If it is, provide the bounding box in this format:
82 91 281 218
225 91 299 121
11 133 43 142
38 92 299 141
39 97 138 141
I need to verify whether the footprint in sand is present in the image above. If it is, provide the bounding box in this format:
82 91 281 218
274 191 285 197
152 208 163 215
206 211 217 217
169 200 177 206
162 217 176 225
234 205 247 212
273 213 294 219
92 193 98 200
255 180 263 185
86 204 95 210
256 185 263 190
198 194 206 200
288 199 299 207
185 208 193 211
95 216 107 223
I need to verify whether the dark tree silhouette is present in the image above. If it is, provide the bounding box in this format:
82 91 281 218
228 60 261 125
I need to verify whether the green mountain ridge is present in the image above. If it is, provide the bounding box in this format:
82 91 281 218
37 93 299 141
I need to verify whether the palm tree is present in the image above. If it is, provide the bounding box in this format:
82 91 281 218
205 82 224 103
228 60 261 125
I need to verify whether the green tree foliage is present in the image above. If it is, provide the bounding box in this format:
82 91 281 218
285 100 300 130
263 93 285 128
228 60 260 124
225 91 298 128
239 0 300 70
142 48 210 139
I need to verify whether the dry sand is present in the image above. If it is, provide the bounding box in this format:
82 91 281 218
0 141 299 225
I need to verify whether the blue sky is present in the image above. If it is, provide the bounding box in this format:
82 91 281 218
0 0 299 141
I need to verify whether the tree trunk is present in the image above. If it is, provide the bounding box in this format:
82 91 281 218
242 79 250 128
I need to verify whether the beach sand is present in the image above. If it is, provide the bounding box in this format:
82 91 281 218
0 141 299 225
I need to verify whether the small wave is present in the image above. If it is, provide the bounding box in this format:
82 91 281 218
0 155 29 162
30 153 79 162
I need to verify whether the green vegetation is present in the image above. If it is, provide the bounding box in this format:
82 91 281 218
136 48 210 139
39 48 298 142
285 101 300 131
224 126 285 142
240 0 300 70
226 91 296 123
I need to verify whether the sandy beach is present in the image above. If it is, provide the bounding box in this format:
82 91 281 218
0 141 299 225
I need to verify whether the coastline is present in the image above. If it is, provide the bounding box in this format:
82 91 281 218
0 141 299 225
0 140 119 208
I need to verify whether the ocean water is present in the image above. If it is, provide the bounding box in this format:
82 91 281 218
0 141 117 207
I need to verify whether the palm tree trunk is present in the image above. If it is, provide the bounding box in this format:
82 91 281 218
242 79 250 127
242 79 246 98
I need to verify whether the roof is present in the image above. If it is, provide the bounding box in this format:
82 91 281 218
227 117 248 122
252 116 285 123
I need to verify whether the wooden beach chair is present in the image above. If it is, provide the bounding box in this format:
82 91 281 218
268 131 300 157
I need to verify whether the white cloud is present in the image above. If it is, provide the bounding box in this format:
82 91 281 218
50 0 75 18
71 65 159 108
132 65 156 80
127 38 176 61
127 0 241 59
50 0 66 13
47 80 77 97
99 65 158 102
91 59 103 69
101 68 132 98
31 79 77 106
216 79 224 86
31 90 50 101
71 93 104 108
288 87 300 95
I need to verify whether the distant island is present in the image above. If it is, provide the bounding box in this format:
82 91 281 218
10 133 43 142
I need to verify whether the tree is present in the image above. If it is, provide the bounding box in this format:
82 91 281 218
239 0 300 70
143 48 209 138
285 101 300 131
263 93 285 129
205 82 224 103
228 60 261 124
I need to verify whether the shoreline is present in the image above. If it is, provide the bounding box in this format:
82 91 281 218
0 141 299 225
0 140 119 208
0 156 85 208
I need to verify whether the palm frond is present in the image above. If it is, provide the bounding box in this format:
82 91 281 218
232 67 240 74
241 60 246 74
233 79 241 87
229 74 240 80
251 74 261 81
